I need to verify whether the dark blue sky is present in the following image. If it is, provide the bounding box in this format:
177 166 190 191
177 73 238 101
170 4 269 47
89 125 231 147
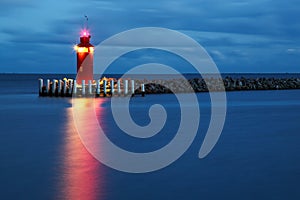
0 0 300 73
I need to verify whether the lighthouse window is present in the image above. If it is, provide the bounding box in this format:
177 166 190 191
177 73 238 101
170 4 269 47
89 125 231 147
77 47 89 53
89 47 94 53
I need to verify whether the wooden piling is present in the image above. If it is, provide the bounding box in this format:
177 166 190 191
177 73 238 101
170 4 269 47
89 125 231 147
82 80 86 96
58 80 62 96
103 80 107 97
117 79 121 96
46 79 50 94
124 80 128 96
73 80 77 95
68 79 73 96
111 79 114 96
63 79 67 96
38 79 43 95
88 80 93 95
52 79 56 96
96 79 100 97
141 83 145 97
131 80 135 97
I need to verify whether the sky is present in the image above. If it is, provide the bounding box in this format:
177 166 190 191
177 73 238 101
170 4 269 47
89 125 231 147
0 0 300 73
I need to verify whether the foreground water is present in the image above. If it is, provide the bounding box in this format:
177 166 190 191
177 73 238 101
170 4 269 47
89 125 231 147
0 74 300 200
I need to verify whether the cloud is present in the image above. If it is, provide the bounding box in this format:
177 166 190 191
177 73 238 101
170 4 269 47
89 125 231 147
0 0 300 73
209 50 226 60
0 0 35 16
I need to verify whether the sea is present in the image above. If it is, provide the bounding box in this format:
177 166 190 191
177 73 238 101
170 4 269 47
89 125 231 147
0 73 300 200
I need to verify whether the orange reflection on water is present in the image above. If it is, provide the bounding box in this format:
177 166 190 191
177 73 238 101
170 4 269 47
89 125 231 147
57 99 106 200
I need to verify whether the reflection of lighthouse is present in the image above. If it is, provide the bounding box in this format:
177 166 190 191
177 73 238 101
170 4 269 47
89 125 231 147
74 30 94 83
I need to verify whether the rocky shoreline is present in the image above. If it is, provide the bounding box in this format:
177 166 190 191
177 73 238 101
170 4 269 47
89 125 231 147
136 77 300 94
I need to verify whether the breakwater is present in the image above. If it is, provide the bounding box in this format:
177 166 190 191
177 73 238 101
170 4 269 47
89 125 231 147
141 77 300 94
38 77 300 97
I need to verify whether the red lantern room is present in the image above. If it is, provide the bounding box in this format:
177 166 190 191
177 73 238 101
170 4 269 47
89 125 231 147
74 29 94 83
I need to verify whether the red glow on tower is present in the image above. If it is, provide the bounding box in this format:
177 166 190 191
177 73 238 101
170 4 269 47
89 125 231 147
74 29 94 83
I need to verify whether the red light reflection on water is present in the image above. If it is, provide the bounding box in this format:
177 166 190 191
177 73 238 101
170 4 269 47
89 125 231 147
57 98 108 200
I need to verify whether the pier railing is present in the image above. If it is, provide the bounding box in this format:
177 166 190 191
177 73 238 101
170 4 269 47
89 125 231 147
38 78 145 97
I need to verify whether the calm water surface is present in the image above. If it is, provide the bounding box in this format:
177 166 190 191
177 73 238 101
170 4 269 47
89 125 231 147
0 74 300 200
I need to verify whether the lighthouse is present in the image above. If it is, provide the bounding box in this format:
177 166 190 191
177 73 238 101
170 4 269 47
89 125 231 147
74 29 94 83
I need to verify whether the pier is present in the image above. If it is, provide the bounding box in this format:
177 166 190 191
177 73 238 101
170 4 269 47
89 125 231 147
38 78 145 97
38 76 300 97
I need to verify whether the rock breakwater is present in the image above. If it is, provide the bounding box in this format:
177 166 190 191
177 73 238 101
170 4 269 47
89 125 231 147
136 77 300 94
